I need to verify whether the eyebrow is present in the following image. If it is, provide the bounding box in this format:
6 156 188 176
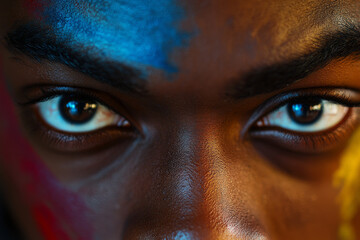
5 22 360 100
227 22 360 99
4 23 148 95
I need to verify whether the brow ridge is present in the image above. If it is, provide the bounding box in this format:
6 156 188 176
227 22 360 99
4 22 148 95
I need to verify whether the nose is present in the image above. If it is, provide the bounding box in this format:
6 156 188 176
122 118 267 240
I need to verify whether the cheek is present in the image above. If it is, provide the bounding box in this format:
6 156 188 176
0 64 92 239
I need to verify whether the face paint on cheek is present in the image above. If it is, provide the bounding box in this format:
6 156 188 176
24 0 193 74
334 127 360 240
0 65 92 239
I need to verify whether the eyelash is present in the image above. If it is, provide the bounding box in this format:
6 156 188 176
247 89 360 153
20 87 138 152
19 86 360 153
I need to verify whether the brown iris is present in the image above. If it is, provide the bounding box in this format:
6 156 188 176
59 95 98 124
287 98 324 125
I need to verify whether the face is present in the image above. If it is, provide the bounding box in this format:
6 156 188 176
1 0 360 239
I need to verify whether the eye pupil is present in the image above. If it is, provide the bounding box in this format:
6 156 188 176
287 99 323 125
59 95 98 124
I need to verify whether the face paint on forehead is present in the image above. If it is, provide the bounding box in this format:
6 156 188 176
24 0 193 74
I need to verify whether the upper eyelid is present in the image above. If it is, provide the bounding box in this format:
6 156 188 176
22 87 101 105
36 93 118 117
241 87 360 139
22 85 144 134
37 96 124 134
19 85 360 129
21 86 121 114
258 101 350 133
258 88 360 115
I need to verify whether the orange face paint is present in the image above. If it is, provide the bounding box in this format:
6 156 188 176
334 127 360 240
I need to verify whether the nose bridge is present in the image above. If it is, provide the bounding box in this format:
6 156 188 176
168 117 224 216
125 115 227 235
123 114 269 239
149 115 227 229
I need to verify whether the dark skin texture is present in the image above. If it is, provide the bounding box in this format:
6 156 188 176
1 0 360 239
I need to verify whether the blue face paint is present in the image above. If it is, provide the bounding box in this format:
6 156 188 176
30 0 192 73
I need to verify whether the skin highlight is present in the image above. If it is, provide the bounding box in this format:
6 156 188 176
0 1 360 240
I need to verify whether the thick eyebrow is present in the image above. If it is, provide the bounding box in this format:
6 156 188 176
5 22 360 100
227 23 360 99
4 23 148 95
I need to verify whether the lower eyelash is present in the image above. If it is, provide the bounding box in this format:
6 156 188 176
249 108 360 153
18 106 137 153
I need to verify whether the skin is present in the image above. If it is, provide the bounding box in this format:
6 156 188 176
1 0 360 239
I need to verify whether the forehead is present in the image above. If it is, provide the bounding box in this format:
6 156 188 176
17 0 360 80
24 0 191 73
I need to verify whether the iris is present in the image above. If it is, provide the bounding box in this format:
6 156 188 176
59 96 98 124
287 99 323 125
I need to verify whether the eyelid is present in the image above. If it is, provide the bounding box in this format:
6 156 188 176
18 86 140 152
242 87 360 139
20 85 113 109
36 96 130 133
248 109 358 153
20 84 130 116
28 106 137 152
19 85 144 135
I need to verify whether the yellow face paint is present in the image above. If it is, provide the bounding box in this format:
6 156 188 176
334 127 360 240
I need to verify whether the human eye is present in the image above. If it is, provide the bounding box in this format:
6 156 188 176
20 86 136 152
37 95 130 133
255 99 348 132
247 88 360 153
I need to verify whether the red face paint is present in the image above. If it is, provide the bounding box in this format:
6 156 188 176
23 0 42 12
22 0 49 19
0 63 92 239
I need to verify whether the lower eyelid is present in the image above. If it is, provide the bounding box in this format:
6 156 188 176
36 96 129 133
15 102 138 153
26 107 137 152
256 101 349 132
249 108 360 153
